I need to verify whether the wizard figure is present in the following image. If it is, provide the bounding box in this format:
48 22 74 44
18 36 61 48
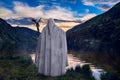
35 18 68 76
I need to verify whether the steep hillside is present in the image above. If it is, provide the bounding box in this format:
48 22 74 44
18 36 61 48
0 18 16 54
13 27 39 54
0 18 39 54
67 2 120 78
67 2 120 53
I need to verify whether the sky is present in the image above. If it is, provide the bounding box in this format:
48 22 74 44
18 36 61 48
0 0 119 21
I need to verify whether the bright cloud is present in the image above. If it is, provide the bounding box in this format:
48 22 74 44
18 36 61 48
43 6 75 20
0 1 77 20
0 1 98 22
13 1 44 18
0 7 13 19
81 14 96 21
82 0 94 6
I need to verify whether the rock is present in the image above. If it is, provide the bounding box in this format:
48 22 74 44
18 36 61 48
35 18 68 76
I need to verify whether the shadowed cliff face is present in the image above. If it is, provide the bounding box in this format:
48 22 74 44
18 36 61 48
0 18 39 54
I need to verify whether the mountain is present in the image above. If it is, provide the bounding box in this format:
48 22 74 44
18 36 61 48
6 18 81 32
6 18 82 25
0 18 39 54
0 18 16 54
13 27 39 54
67 2 120 53
6 17 34 25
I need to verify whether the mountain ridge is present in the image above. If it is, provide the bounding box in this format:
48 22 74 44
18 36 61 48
67 2 120 53
0 18 39 54
67 2 120 77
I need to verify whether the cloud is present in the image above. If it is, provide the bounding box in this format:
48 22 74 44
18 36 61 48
82 0 119 5
82 0 94 6
97 5 111 11
0 1 77 20
81 14 96 21
0 1 96 22
44 6 76 20
0 7 13 19
13 1 44 18
82 0 119 10
77 8 90 17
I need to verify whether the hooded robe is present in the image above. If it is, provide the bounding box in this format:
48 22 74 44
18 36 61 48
35 18 67 76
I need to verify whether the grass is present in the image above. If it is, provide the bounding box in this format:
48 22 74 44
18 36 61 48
0 54 95 80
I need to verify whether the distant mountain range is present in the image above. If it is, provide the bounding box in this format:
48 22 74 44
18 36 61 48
6 18 82 26
6 17 34 25
67 2 120 53
0 18 39 54
6 18 82 32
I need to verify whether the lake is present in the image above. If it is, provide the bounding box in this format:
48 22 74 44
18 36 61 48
30 53 104 80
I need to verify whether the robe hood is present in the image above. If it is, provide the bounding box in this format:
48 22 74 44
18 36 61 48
46 18 55 35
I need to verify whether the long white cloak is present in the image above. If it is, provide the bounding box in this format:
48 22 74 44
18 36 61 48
35 18 67 76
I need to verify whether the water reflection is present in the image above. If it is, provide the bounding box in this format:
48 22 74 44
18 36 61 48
30 53 84 69
30 53 104 80
30 53 103 71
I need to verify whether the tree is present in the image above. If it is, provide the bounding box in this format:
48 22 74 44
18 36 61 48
31 18 41 33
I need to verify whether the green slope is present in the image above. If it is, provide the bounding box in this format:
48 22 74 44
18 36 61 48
67 2 120 53
0 18 39 54
67 2 120 78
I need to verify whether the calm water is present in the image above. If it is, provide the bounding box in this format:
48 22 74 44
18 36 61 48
30 53 104 80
